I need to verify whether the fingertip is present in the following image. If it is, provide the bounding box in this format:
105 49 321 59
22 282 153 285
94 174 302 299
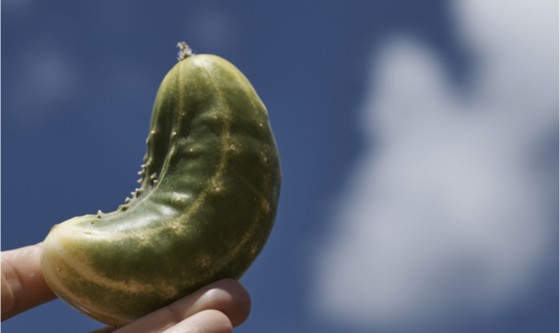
200 279 251 327
162 309 232 333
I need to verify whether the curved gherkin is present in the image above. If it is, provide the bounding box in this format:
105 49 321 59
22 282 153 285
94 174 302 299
41 50 281 327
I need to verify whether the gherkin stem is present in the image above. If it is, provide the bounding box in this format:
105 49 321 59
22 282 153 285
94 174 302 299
177 41 193 61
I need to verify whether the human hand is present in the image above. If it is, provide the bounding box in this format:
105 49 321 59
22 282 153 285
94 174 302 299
2 244 251 333
1 244 56 319
92 279 251 333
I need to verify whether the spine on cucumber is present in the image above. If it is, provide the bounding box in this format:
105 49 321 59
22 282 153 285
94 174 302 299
41 49 281 327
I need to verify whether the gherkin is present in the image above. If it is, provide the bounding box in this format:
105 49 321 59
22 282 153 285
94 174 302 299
41 46 281 327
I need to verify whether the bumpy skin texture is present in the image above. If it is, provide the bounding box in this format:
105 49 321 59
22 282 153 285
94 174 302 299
41 54 281 327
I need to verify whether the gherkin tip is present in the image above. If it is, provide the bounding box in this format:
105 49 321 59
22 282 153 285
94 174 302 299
177 41 193 61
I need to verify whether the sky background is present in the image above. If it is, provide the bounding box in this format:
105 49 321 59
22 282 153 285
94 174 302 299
2 1 558 332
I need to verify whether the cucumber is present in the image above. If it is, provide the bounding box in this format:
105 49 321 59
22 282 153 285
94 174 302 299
41 43 281 326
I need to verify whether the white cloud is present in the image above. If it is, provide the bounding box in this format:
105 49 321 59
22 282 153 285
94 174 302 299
313 0 557 331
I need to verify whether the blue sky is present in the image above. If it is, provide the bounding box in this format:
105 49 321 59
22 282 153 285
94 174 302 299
2 1 558 332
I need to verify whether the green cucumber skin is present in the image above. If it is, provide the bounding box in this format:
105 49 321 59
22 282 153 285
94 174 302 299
41 54 281 326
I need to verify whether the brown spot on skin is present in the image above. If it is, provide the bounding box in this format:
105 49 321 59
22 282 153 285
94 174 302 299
249 244 259 257
197 254 212 268
261 199 270 214
261 153 268 165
